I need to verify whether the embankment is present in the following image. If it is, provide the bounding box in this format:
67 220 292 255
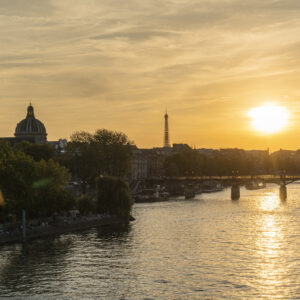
0 215 121 245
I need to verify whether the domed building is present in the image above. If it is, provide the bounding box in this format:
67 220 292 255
14 104 47 144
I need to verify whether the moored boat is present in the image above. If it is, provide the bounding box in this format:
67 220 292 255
184 185 195 199
134 187 170 203
201 181 224 193
245 181 266 190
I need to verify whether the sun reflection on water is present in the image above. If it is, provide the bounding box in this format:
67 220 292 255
254 190 290 297
259 191 280 212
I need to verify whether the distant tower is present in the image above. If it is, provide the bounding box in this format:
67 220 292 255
164 110 170 148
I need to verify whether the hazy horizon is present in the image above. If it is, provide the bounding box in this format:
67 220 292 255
1 0 300 150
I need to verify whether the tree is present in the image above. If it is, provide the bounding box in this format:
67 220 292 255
164 148 270 176
76 194 95 215
14 141 55 161
0 148 38 216
96 176 132 223
67 129 133 188
0 141 72 220
31 159 73 217
164 150 206 176
92 129 133 177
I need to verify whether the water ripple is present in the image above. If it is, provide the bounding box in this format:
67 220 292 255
0 184 300 298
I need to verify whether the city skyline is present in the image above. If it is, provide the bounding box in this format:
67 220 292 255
1 1 300 150
2 103 298 153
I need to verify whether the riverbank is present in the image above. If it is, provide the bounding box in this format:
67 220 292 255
0 214 121 245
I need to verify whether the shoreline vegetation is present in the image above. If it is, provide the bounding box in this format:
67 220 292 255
0 214 122 245
0 173 133 246
0 130 134 246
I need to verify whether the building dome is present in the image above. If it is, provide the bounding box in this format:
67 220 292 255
14 104 47 143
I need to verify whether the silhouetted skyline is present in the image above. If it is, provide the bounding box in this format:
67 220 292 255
1 1 300 150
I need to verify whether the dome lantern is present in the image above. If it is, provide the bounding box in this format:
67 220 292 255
27 103 35 117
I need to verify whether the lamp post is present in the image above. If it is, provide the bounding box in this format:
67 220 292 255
22 209 26 242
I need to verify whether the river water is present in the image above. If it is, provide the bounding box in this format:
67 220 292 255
0 184 300 299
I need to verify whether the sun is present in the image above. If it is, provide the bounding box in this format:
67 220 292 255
248 103 289 134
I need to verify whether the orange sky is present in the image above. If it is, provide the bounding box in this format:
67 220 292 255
1 1 300 150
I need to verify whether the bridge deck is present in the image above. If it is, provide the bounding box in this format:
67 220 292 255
146 175 300 183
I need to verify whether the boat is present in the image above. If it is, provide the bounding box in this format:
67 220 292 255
194 184 203 195
201 181 224 193
134 189 161 203
184 185 195 199
134 187 169 203
245 181 266 190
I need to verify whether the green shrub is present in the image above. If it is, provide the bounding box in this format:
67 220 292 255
76 194 95 215
96 176 132 223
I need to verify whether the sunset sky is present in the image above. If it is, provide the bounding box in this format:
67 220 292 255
1 0 300 150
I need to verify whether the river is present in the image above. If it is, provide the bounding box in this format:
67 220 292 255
0 183 300 299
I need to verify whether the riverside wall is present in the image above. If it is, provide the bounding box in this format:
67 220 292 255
0 215 121 245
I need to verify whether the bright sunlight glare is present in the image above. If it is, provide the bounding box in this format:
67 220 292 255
248 104 289 134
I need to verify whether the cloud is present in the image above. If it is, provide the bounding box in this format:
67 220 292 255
0 0 55 17
90 28 177 41
1 0 300 148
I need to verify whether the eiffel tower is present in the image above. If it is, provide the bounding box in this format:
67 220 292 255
164 110 170 148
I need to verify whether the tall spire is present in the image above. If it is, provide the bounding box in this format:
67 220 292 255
164 110 170 148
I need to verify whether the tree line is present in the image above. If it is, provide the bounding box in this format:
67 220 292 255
164 148 300 176
0 129 133 224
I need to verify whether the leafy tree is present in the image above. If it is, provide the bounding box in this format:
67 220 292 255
92 129 133 177
76 194 95 215
14 141 55 161
96 176 132 223
164 148 271 176
0 149 38 215
0 141 72 220
164 150 206 176
67 129 133 190
31 159 73 217
269 151 300 174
